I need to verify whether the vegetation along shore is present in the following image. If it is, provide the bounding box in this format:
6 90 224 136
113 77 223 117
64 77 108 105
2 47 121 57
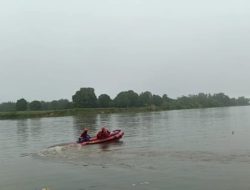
0 87 249 119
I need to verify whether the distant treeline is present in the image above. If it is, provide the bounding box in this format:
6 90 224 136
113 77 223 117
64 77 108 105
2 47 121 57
0 87 249 112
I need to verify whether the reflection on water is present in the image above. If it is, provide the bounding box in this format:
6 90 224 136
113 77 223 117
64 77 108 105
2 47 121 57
97 113 112 126
16 119 28 144
30 118 42 138
72 114 98 137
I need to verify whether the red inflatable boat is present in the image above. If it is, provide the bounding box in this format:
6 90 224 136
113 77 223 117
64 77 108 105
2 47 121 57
78 129 124 146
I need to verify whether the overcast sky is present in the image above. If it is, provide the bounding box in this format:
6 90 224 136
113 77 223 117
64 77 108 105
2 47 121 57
0 0 250 102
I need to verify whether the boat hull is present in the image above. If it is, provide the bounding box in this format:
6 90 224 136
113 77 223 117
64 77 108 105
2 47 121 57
78 129 124 145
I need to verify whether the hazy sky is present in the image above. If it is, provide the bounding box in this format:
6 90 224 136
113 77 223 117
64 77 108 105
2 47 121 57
0 0 250 102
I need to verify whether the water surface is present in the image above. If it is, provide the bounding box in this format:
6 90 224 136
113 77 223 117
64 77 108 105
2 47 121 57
1 106 250 190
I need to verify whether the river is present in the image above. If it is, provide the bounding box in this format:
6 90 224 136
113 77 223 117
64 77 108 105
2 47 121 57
1 106 250 190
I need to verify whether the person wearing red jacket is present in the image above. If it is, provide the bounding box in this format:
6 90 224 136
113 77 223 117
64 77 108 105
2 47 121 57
96 127 110 139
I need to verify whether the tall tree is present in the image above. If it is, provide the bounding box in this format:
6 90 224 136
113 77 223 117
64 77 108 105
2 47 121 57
236 96 250 105
98 94 112 108
72 88 97 108
139 91 152 106
16 98 28 111
29 100 42 111
213 93 231 106
152 95 162 106
114 90 139 107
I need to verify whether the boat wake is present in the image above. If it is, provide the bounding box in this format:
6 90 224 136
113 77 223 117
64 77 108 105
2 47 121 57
32 141 128 167
32 143 250 170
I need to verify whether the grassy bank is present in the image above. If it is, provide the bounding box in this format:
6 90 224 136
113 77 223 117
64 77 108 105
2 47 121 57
1 105 249 120
0 107 163 120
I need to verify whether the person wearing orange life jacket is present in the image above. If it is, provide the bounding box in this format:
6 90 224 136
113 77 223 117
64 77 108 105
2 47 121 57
96 127 110 139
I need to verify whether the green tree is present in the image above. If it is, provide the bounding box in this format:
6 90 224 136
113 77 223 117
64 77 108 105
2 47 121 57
236 96 249 105
139 91 152 106
212 93 231 106
114 90 139 107
162 94 173 109
48 99 71 110
40 101 49 110
29 100 42 111
98 94 112 108
152 95 162 106
16 98 28 111
57 99 72 109
0 102 16 112
72 88 97 108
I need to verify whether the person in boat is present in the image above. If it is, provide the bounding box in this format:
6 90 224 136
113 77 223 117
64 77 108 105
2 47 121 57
78 128 91 143
96 127 110 139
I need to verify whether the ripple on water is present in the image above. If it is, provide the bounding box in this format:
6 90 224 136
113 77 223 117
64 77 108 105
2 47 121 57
32 142 250 170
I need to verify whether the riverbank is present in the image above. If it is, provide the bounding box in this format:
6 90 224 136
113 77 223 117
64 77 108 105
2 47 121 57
0 105 249 120
0 107 164 120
